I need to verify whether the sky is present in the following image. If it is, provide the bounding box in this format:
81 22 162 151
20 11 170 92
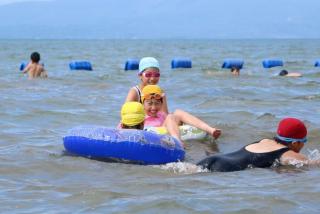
0 0 319 39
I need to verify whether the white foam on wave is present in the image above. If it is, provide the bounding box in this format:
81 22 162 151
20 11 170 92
287 159 307 168
285 149 320 168
155 162 208 174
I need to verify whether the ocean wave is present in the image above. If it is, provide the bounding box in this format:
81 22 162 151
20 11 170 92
155 162 207 174
293 94 320 100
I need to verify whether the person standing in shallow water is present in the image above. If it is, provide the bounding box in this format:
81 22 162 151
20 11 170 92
22 52 47 79
230 67 240 76
125 57 169 114
197 117 320 172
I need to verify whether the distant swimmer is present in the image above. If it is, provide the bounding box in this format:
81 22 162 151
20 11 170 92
231 67 240 76
22 52 47 79
279 69 302 77
197 117 320 172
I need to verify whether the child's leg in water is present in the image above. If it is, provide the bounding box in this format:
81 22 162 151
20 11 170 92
163 114 184 147
173 109 221 139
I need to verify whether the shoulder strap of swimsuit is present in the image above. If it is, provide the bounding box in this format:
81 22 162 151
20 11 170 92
134 85 142 103
273 147 290 156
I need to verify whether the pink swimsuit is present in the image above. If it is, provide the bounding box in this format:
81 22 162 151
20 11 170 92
144 111 167 127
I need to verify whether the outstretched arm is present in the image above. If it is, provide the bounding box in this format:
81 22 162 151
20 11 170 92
22 63 31 74
281 150 320 166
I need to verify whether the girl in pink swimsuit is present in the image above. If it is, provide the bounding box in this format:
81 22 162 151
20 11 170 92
142 85 222 141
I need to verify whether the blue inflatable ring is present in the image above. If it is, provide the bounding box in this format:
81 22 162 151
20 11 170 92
63 126 185 165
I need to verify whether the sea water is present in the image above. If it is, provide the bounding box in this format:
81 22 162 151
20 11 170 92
0 39 320 213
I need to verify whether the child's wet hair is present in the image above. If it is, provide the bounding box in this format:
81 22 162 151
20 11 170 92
279 70 288 76
30 52 40 63
122 123 144 130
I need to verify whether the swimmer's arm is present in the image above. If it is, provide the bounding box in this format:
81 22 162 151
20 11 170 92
286 73 302 77
305 159 320 166
280 150 320 166
22 63 31 73
125 88 139 102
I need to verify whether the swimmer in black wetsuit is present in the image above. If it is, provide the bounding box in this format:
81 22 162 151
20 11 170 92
197 117 320 172
197 142 290 172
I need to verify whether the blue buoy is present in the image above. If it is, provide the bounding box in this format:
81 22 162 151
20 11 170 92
262 59 283 68
171 58 192 69
222 59 244 69
125 59 139 70
19 62 27 71
314 60 320 67
69 61 92 71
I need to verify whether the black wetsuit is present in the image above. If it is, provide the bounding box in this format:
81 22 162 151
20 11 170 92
197 143 290 172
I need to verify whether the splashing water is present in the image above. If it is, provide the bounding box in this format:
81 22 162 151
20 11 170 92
287 159 307 168
155 162 208 174
307 149 320 161
284 149 320 168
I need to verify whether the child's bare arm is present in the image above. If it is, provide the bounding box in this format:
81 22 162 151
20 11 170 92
22 63 31 73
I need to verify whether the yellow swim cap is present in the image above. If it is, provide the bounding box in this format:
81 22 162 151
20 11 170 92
121 102 145 126
141 85 163 102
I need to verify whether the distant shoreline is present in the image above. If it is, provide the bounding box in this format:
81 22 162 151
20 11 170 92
0 38 320 41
